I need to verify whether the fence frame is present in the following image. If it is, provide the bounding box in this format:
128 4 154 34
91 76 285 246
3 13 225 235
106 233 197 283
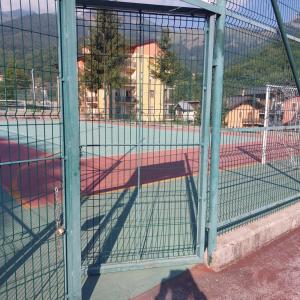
56 0 227 298
58 0 82 299
46 0 300 298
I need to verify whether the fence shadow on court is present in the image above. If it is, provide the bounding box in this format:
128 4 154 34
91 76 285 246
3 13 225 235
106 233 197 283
81 155 197 265
184 153 198 248
81 157 198 298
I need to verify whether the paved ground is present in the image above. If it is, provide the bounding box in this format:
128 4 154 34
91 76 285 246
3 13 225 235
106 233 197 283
132 227 300 300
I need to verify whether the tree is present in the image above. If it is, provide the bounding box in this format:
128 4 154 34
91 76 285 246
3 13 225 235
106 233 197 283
0 57 30 100
171 71 202 103
81 10 129 118
151 29 182 87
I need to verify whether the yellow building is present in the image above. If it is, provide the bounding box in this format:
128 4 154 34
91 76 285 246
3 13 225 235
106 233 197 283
131 41 165 122
105 41 165 121
225 102 263 128
79 42 166 121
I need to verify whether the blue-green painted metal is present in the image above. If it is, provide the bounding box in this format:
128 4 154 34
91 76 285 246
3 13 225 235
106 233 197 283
86 255 201 275
270 0 300 95
78 0 221 15
207 0 226 262
182 0 222 15
226 10 300 44
196 15 215 259
218 192 300 232
58 0 82 299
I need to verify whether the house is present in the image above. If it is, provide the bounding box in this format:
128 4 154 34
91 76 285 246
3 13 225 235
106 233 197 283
78 41 165 121
224 86 298 127
77 51 99 117
128 41 165 122
282 96 300 125
174 101 199 122
224 99 264 128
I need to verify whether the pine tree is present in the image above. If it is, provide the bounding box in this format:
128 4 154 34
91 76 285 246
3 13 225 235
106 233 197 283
151 29 182 87
0 56 30 100
81 10 128 118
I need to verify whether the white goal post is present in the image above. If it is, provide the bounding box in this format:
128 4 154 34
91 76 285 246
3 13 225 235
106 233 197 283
261 84 299 165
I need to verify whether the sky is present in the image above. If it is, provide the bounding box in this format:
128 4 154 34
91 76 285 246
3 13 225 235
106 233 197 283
0 0 297 24
1 0 214 12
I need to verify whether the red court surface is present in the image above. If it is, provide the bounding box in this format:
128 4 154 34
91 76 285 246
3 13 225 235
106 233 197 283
132 226 300 300
1 136 299 208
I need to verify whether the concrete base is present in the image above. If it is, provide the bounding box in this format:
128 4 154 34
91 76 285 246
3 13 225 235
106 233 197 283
207 201 300 271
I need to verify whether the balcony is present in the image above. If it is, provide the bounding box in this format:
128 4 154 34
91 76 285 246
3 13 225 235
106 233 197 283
125 59 137 71
115 95 135 103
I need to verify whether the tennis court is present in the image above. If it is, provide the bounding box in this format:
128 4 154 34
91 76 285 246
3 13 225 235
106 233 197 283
0 118 257 207
1 117 300 270
1 119 299 210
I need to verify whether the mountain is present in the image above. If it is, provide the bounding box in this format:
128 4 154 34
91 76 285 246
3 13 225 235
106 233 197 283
1 9 32 23
1 10 299 87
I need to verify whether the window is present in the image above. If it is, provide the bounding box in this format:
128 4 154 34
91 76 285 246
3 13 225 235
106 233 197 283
149 90 155 97
149 105 155 115
149 57 155 66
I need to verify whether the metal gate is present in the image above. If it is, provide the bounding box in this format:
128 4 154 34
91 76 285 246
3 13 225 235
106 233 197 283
76 2 218 273
1 0 227 298
0 1 65 298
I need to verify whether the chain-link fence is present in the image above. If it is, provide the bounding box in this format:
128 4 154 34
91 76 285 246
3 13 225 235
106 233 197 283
218 0 300 232
77 5 206 269
0 0 65 299
1 0 300 298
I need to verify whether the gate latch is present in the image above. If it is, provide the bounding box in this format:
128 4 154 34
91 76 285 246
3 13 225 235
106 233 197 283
56 226 65 237
54 186 65 237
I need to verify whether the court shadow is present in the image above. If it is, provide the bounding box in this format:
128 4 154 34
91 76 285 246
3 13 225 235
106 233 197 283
81 153 199 268
82 274 100 300
155 269 207 300
236 145 300 187
237 141 300 165
236 144 262 163
184 153 198 247
126 160 188 186
82 183 142 267
267 162 300 185
81 158 192 296
81 143 139 200
81 149 198 195
81 186 139 299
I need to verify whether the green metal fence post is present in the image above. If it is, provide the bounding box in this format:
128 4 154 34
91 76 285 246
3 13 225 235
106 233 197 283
207 0 226 262
58 0 82 299
270 0 300 95
196 14 215 259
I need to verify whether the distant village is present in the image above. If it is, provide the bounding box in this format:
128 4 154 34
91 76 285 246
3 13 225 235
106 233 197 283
1 40 300 127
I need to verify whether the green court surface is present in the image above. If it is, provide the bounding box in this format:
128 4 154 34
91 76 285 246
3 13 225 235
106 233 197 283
0 188 65 299
80 156 300 267
1 119 299 298
0 119 256 156
1 154 300 298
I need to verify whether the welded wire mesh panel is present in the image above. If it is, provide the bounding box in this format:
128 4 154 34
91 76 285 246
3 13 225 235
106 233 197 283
0 1 65 299
77 7 205 267
218 127 300 228
218 2 300 231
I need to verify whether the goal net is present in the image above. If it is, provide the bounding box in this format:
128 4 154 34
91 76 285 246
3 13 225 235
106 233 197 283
261 85 300 168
